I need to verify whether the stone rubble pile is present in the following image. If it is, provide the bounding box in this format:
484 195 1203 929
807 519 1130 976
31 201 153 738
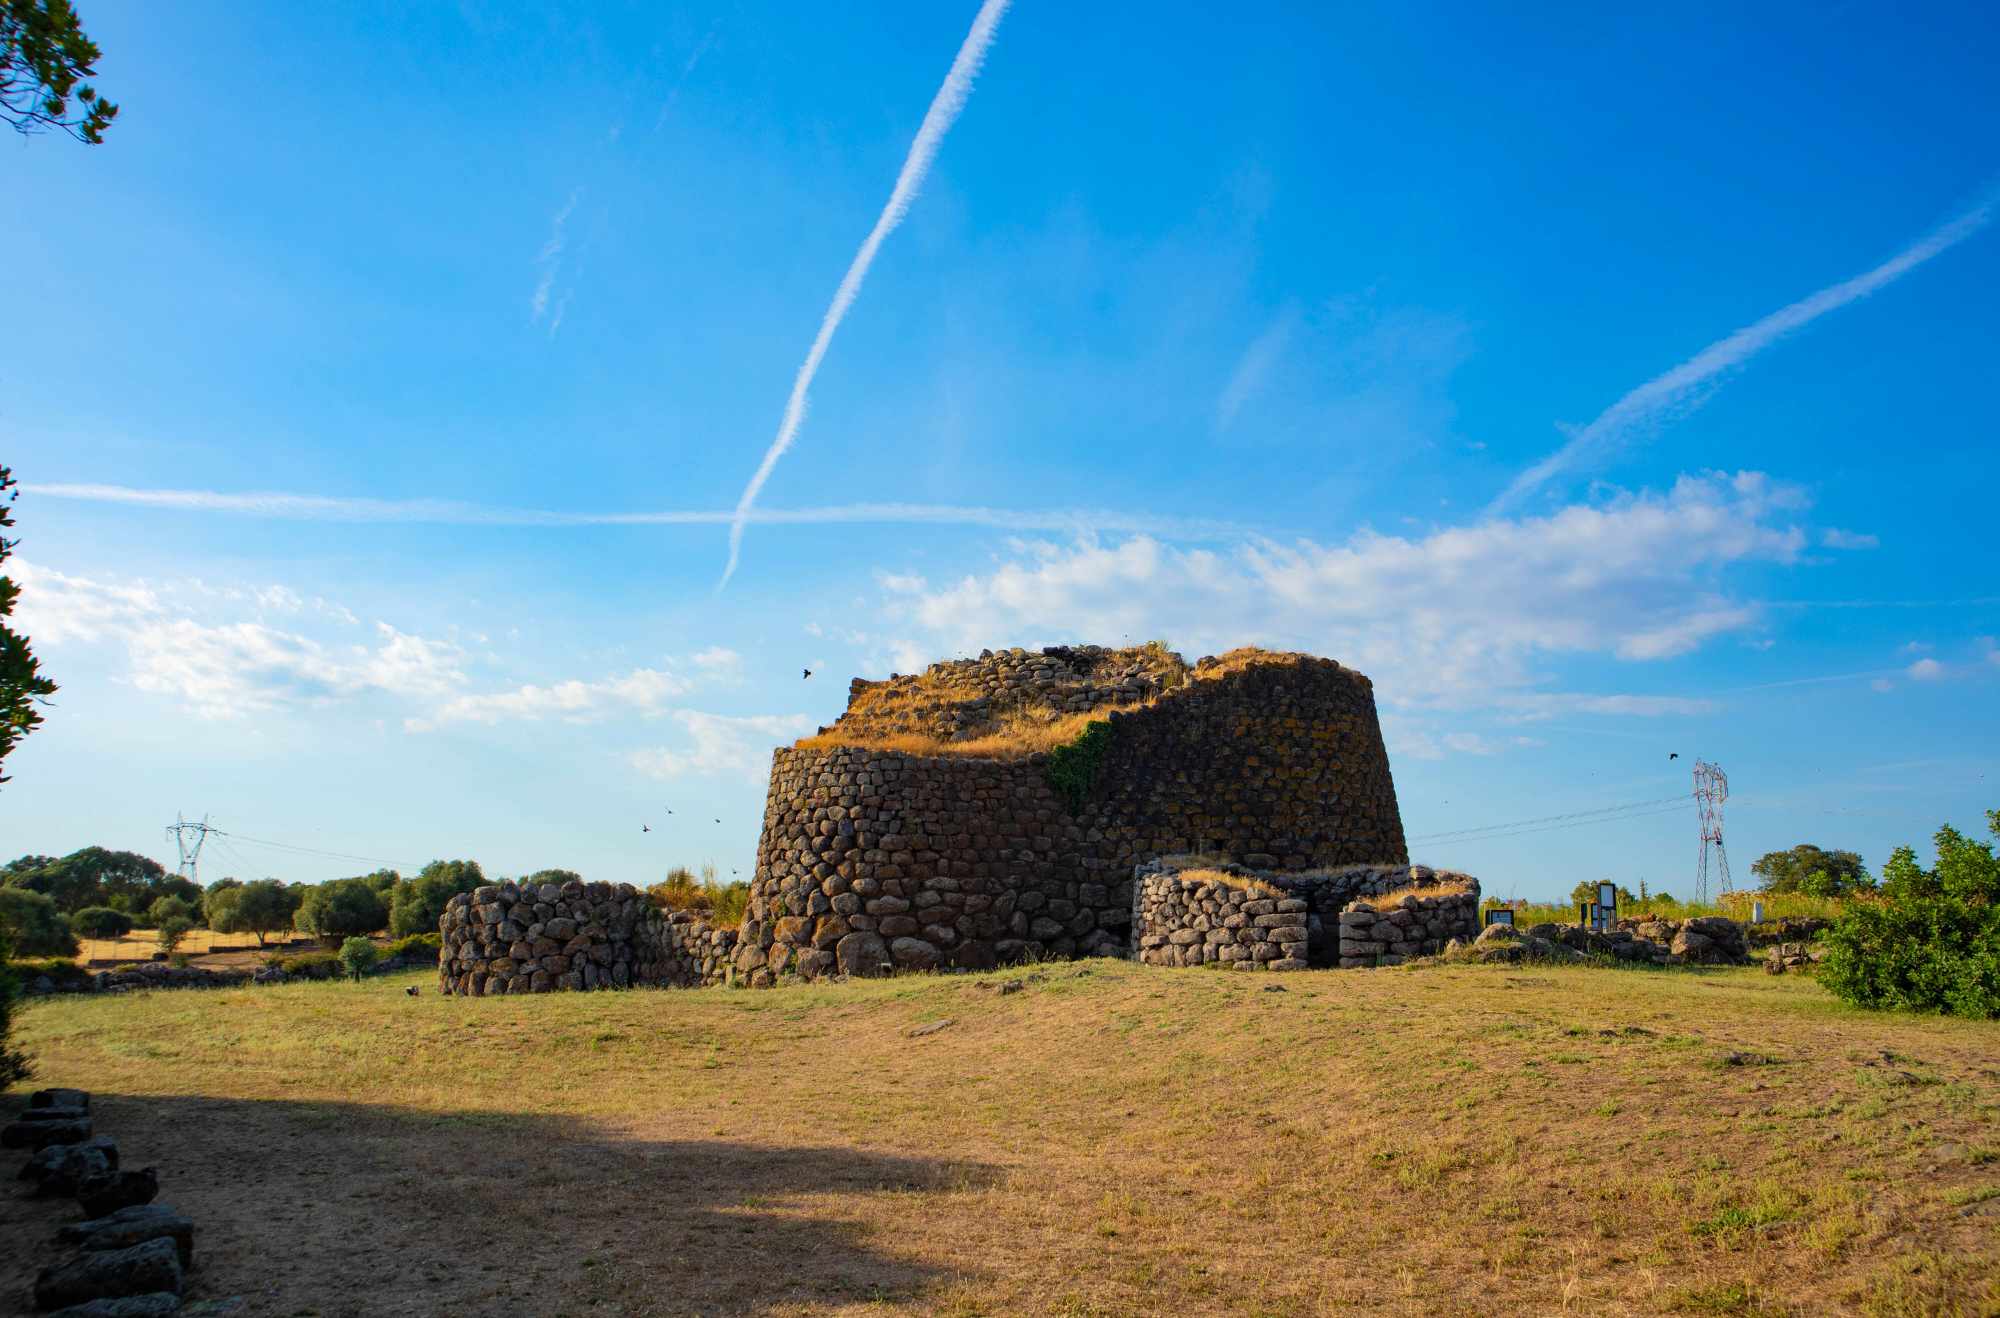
5 1088 191 1315
1134 872 1309 970
1765 942 1827 974
1442 914 1755 967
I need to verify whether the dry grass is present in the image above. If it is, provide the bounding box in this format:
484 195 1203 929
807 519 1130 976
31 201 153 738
1168 868 1282 898
793 642 1263 759
69 927 319 970
795 703 1144 760
1187 646 1317 680
7 960 1997 1315
1361 880 1475 907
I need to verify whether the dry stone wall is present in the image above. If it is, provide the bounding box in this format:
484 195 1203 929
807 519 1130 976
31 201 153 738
1336 887 1481 967
1134 872 1310 969
741 650 1407 985
438 879 737 996
1133 859 1478 969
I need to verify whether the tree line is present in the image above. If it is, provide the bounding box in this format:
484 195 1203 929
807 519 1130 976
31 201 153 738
0 849 516 957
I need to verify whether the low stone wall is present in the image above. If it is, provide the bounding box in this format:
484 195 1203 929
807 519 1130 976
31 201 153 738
1336 886 1481 967
1133 871 1309 969
438 879 735 996
1133 859 1478 968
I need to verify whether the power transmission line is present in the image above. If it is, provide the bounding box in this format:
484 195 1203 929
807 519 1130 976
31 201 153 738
1413 801 1693 847
211 829 420 871
1407 795 1692 845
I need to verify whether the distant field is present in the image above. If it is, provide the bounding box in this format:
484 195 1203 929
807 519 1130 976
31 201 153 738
69 927 321 970
5 960 1997 1316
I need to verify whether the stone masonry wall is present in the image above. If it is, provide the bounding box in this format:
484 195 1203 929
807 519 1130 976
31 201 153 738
1133 858 1479 969
1134 871 1310 970
1336 887 1481 969
739 652 1407 986
736 656 1408 984
438 879 738 996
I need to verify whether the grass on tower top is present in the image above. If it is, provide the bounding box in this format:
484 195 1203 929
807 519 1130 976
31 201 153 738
793 645 1323 759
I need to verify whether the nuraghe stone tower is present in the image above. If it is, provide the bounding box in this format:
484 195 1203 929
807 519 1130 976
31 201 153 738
732 644 1407 985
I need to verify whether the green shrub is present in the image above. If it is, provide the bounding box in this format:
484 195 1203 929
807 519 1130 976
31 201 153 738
0 886 78 957
1045 719 1114 812
337 936 380 982
1819 810 2000 1018
385 932 441 962
6 957 94 992
270 949 340 979
70 906 133 940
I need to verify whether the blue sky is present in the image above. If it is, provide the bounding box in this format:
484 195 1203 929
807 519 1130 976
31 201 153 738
3 0 1996 898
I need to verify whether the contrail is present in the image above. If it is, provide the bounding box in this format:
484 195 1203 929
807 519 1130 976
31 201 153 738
26 482 1248 538
1488 192 1994 516
719 0 1012 589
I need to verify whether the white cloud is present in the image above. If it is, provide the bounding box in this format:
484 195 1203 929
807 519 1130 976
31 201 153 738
410 666 692 731
1492 194 1994 513
1821 528 1879 550
880 472 1800 714
11 561 165 643
16 559 471 720
629 711 815 782
1871 678 1895 693
26 483 1246 540
1907 657 1946 681
127 620 468 720
1443 732 1501 756
1215 304 1300 432
722 0 1014 587
531 188 582 327
690 646 742 673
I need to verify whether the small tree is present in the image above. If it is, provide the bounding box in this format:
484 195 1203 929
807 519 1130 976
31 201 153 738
1751 844 1871 896
0 465 57 784
337 935 378 983
146 894 196 929
0 923 31 1090
0 884 75 955
155 915 193 957
387 859 485 937
231 879 300 947
70 905 131 940
294 877 387 946
1 1 118 142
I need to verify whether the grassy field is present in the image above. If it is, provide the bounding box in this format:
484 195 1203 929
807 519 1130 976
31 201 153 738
4 959 1997 1316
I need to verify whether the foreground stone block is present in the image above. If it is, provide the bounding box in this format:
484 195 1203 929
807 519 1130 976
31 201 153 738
76 1168 160 1218
59 1204 195 1267
31 1088 91 1111
2 1117 92 1149
45 1293 184 1317
34 1238 183 1310
20 1136 118 1195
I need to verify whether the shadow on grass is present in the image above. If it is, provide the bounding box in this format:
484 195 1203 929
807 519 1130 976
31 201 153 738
1 1092 996 1317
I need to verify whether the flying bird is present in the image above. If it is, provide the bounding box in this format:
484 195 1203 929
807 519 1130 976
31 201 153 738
714 818 722 824
1669 752 1680 760
642 824 650 833
803 667 813 680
